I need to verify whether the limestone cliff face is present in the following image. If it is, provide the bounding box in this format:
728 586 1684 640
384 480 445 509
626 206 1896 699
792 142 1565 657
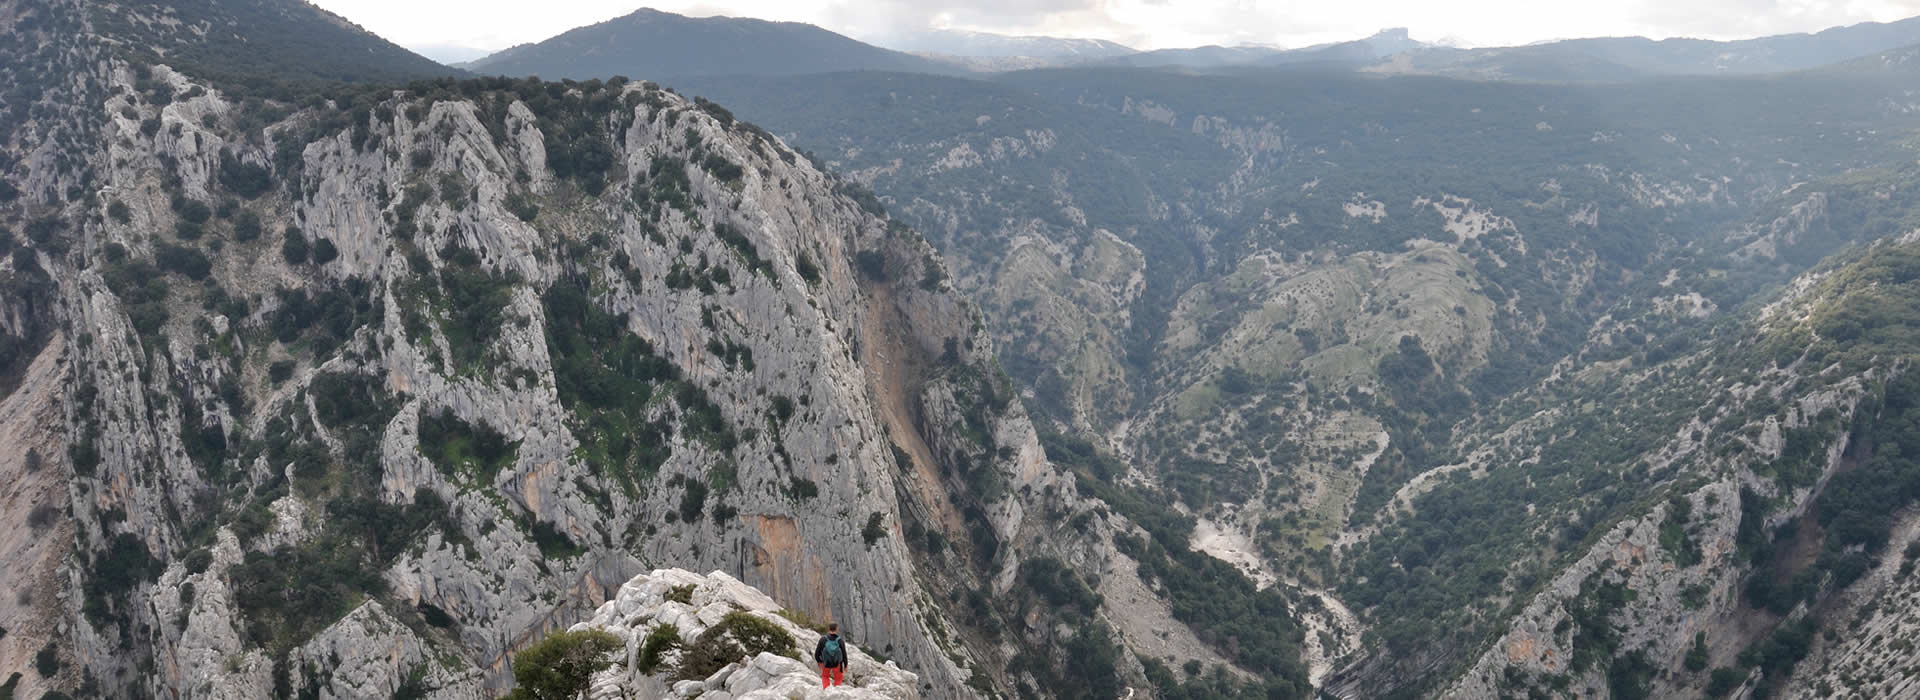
0 13 1161 695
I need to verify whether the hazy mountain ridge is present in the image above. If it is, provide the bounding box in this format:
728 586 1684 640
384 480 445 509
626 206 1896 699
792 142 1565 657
1371 15 1920 80
466 8 958 80
1104 28 1425 69
459 7 1920 84
884 29 1136 60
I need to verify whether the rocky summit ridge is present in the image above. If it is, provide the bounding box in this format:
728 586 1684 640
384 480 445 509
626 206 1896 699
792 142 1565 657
579 568 917 700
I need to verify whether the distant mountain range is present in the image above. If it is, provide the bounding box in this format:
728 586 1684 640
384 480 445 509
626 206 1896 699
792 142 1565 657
1374 15 1920 80
877 28 1139 71
883 28 1136 67
883 29 1137 60
409 44 494 65
464 9 1920 82
1099 28 1427 69
463 8 956 80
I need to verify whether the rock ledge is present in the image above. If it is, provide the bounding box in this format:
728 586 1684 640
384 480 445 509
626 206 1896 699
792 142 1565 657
579 569 919 700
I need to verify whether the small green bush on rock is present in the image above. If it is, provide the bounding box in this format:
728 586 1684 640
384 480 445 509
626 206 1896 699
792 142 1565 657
506 629 623 700
637 624 683 673
671 612 798 681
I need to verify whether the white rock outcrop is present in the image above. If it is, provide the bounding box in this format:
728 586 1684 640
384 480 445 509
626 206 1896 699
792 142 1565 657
575 569 918 700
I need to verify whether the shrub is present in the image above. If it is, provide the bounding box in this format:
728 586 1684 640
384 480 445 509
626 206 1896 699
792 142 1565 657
268 280 379 356
1686 632 1709 672
671 633 742 684
795 252 822 285
183 548 213 575
219 152 273 199
701 152 744 183
664 585 697 605
1020 557 1102 616
542 281 674 492
505 629 623 700
229 536 391 649
854 250 888 281
678 480 708 522
33 642 56 678
27 503 58 531
85 533 157 623
174 197 212 224
439 172 468 209
636 624 682 673
311 372 397 435
863 512 887 546
281 227 309 264
232 210 262 241
920 253 946 291
717 612 795 658
417 407 518 485
435 244 519 369
156 244 213 280
531 520 584 559
393 666 430 700
107 200 131 224
671 612 797 681
506 191 539 222
311 238 338 265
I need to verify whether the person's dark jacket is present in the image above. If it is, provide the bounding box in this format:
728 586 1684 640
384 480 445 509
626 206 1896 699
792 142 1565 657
814 633 848 668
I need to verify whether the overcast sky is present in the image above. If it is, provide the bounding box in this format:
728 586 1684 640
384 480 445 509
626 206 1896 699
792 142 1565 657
308 0 1920 56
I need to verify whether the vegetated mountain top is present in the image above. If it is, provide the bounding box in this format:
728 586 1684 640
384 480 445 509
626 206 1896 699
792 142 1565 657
80 0 460 93
465 7 961 80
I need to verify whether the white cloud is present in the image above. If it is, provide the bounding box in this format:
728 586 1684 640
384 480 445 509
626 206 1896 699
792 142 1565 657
307 0 1920 54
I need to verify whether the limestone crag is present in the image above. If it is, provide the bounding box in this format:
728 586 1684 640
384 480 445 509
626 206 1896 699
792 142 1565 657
578 568 917 700
0 3 1179 694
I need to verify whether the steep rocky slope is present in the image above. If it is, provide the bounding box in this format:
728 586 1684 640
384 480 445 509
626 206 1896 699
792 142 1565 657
684 53 1920 696
1382 233 1920 700
0 1 1273 698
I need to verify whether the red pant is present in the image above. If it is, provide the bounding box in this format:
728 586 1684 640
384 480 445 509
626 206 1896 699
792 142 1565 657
821 664 844 687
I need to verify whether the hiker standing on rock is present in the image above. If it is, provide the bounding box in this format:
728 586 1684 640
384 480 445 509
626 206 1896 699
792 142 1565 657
815 622 849 688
